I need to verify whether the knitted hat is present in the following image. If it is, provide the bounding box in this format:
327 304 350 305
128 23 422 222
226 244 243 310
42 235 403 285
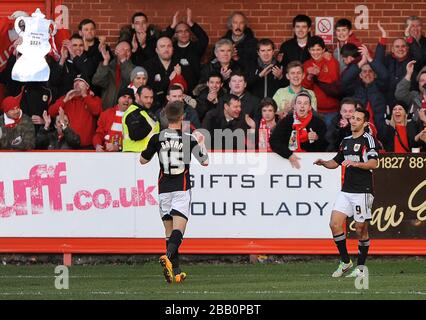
130 66 148 82
74 74 90 88
117 87 135 102
1 96 20 113
169 74 188 93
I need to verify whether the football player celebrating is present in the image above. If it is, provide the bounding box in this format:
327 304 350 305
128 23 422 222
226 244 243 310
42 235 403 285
314 107 378 277
140 101 208 283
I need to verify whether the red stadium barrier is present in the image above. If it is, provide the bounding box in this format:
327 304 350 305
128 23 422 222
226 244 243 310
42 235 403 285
1 238 426 266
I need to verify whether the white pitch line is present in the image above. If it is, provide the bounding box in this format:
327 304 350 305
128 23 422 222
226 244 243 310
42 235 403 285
0 290 425 297
0 275 93 279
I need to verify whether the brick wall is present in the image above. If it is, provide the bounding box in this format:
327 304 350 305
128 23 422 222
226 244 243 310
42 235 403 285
62 0 426 51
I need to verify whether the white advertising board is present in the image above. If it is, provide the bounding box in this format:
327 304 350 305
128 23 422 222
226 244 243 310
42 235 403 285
0 152 340 238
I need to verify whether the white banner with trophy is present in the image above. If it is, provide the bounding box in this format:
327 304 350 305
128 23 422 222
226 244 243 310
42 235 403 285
11 8 56 82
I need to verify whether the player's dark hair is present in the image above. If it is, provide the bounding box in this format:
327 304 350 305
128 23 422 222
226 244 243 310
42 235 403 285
355 107 370 122
340 43 360 58
307 36 325 50
293 15 312 28
132 12 148 24
335 18 352 30
78 19 96 31
260 97 278 113
136 85 153 95
257 38 275 51
165 101 184 123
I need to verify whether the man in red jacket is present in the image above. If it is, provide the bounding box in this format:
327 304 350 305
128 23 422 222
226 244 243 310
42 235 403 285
93 88 135 151
48 74 102 149
302 36 340 128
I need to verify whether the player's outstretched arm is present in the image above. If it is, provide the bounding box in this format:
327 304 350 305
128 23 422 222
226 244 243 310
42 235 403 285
313 159 339 169
191 131 209 166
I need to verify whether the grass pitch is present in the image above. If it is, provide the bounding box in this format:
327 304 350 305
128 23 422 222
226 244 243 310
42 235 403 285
0 257 425 300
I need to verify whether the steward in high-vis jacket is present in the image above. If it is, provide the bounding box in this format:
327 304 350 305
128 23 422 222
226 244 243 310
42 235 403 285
122 86 159 152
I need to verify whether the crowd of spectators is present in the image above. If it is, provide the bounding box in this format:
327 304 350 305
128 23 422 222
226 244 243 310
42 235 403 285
1 10 426 155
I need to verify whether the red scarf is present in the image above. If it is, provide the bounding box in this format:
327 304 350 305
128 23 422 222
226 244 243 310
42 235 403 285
291 110 313 152
258 118 273 151
4 111 22 129
421 97 426 110
105 106 124 149
394 124 409 153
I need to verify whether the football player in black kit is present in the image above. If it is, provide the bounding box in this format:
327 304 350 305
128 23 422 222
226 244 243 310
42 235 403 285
314 107 378 278
140 101 208 283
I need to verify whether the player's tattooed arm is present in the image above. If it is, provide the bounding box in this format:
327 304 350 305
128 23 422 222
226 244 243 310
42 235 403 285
313 159 339 169
342 158 378 170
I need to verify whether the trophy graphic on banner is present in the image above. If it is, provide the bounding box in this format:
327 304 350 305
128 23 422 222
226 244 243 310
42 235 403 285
11 8 56 82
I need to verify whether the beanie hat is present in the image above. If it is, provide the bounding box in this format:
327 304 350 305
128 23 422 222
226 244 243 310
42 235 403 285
74 74 90 88
130 66 148 82
169 74 188 93
117 87 135 103
1 96 20 113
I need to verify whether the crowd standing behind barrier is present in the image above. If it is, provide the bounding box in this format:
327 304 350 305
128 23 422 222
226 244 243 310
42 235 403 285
0 11 426 154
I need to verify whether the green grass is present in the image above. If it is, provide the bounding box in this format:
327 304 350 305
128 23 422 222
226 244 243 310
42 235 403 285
0 258 425 299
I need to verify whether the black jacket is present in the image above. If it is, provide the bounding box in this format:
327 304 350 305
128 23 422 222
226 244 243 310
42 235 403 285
36 126 81 150
222 28 258 70
270 113 327 159
217 91 260 121
131 32 157 67
143 56 193 112
325 114 352 151
202 107 250 150
195 86 226 122
164 23 209 85
279 36 312 70
375 41 423 105
83 38 113 97
199 59 243 87
246 57 288 99
125 103 158 141
413 35 426 72
85 38 112 73
411 120 426 151
341 57 389 133
379 121 421 152
50 53 97 98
